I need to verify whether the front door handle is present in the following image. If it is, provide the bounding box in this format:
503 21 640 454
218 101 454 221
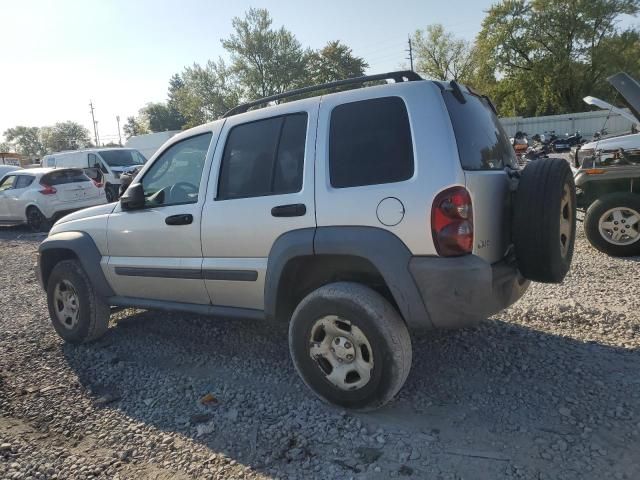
165 214 193 225
271 204 306 217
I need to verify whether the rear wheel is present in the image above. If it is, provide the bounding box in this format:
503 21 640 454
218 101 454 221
584 193 640 257
26 206 50 232
47 260 110 343
289 282 412 411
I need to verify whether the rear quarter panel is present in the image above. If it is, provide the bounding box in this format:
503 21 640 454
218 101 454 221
315 81 464 256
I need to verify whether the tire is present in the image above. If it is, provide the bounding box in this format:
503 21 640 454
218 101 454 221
46 259 110 344
584 193 640 257
513 158 576 283
105 184 117 203
289 282 412 411
26 206 50 232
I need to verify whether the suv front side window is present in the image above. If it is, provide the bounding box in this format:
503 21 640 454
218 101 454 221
0 175 17 191
141 133 212 207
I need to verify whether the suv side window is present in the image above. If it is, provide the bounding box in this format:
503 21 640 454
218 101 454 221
329 96 414 188
141 133 212 207
0 175 16 191
15 176 34 189
217 113 307 200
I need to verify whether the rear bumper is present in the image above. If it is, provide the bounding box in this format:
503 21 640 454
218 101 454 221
409 254 530 329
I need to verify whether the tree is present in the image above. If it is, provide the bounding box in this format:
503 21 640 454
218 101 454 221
0 142 12 152
475 0 640 116
167 74 187 129
413 24 477 82
40 122 92 152
3 126 45 157
139 102 185 132
171 60 241 128
307 41 368 85
221 8 308 99
123 116 148 139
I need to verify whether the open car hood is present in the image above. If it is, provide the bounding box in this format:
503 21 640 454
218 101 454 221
583 95 639 125
607 72 640 122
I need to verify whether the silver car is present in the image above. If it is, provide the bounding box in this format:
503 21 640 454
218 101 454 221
36 71 576 410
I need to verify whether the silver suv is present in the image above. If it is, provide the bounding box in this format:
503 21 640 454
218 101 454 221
37 71 577 410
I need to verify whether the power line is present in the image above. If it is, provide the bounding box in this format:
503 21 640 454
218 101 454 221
406 35 414 71
89 100 98 146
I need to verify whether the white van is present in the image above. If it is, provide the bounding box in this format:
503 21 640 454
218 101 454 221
42 148 146 202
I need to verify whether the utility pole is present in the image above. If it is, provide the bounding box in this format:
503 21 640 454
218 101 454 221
95 120 100 147
116 115 122 146
89 100 98 146
406 35 414 72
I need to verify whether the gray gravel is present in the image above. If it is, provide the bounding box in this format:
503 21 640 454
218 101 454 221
0 225 638 479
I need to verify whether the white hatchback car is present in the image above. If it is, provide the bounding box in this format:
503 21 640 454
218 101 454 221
0 167 106 231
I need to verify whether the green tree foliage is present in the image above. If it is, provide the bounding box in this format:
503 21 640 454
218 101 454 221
475 0 640 116
413 24 477 82
123 116 149 139
221 8 308 99
40 121 92 152
139 102 185 132
3 126 44 157
170 60 240 128
306 41 368 84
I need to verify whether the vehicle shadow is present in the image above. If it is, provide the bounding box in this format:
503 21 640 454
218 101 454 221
61 308 640 479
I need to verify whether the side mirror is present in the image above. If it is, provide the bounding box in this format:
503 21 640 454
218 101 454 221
120 182 145 210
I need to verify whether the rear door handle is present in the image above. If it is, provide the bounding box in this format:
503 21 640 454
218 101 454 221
271 204 306 217
165 214 193 225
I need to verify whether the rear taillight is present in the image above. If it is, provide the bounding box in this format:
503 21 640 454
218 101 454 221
39 183 57 195
92 179 103 188
431 186 473 256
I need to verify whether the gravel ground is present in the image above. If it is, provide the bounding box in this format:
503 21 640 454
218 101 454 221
0 225 638 480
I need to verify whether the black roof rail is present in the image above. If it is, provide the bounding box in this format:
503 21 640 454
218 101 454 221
223 70 423 118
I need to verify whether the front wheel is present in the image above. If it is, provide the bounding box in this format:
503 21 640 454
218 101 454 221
46 260 111 343
289 282 412 411
105 184 118 202
584 193 640 257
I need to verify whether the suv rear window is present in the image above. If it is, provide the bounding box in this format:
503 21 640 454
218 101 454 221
443 90 516 170
42 169 90 185
329 96 414 188
217 113 307 200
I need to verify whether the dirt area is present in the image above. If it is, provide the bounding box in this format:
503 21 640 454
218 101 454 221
0 225 639 479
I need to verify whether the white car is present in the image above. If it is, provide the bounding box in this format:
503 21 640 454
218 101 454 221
0 165 22 178
0 167 106 231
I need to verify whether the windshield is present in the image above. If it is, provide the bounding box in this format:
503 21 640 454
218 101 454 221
98 149 146 167
443 89 517 170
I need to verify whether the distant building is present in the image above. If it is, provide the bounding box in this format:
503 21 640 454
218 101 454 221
0 152 30 167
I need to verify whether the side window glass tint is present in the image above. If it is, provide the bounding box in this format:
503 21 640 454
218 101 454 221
329 97 414 188
0 175 16 191
15 176 34 189
141 133 212 207
218 113 307 200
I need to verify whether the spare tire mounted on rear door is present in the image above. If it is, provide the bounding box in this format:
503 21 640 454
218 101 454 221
513 158 576 283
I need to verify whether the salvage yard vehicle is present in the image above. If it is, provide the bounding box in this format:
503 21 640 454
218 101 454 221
573 72 640 257
36 71 576 410
0 168 106 231
42 148 147 202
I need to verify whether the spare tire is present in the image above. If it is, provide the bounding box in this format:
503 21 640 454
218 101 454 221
513 158 576 283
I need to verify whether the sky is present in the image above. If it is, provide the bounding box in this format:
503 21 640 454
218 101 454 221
0 0 633 145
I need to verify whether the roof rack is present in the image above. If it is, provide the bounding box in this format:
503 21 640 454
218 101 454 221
223 70 423 118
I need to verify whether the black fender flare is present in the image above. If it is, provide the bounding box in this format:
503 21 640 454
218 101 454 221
37 231 114 297
265 227 432 330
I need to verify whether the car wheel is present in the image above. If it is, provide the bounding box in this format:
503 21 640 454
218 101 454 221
289 282 412 411
46 259 111 343
513 158 577 283
105 184 117 202
584 193 640 257
26 206 50 232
